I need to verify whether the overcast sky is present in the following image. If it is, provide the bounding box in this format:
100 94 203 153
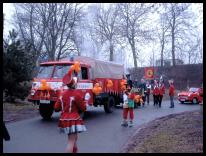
3 3 203 70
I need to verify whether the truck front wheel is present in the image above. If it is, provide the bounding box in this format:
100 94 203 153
104 96 115 113
39 104 54 120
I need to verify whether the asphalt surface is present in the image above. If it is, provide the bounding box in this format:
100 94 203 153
3 100 202 153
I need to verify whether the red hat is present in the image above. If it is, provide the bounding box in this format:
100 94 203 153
62 68 74 85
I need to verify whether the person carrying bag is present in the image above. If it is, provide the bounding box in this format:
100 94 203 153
121 85 135 127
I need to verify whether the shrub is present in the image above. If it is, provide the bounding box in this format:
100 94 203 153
3 29 35 102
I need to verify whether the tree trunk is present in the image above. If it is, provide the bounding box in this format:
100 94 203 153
171 14 176 66
109 41 114 61
189 55 190 64
160 32 165 67
48 50 55 61
77 49 81 56
131 43 137 68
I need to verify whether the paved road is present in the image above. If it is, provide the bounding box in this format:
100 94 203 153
3 100 202 153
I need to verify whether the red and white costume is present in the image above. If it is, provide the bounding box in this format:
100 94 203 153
54 67 87 135
54 90 87 134
159 83 165 96
152 85 160 95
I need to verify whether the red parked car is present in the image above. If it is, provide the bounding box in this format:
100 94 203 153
178 87 203 104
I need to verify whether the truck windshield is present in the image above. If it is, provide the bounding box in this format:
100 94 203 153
53 65 71 78
37 65 54 78
189 88 198 92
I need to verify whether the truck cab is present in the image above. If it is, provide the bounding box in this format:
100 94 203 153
28 60 94 119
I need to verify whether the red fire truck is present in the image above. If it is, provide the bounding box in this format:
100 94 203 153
28 56 125 119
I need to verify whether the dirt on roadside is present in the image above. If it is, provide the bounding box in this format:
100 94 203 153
3 99 39 123
121 109 203 153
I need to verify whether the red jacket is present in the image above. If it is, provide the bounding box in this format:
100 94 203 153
128 92 135 100
159 84 165 95
169 84 175 96
152 85 160 95
54 90 86 120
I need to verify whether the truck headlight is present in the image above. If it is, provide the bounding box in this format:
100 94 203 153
31 89 36 95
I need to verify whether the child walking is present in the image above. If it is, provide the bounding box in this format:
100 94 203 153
121 85 135 127
54 69 87 153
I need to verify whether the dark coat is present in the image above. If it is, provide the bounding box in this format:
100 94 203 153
3 122 10 141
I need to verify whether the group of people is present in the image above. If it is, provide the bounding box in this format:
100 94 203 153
126 74 175 108
120 75 176 128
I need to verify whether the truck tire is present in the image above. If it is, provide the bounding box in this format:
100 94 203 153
39 104 54 120
104 96 115 113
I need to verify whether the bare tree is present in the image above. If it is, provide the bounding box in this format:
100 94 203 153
182 35 202 64
117 3 154 68
91 4 119 61
14 3 84 63
156 9 170 67
163 3 196 66
149 56 154 67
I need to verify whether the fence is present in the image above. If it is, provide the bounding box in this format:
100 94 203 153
129 64 203 90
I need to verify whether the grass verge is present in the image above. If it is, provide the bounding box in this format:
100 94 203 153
122 109 203 153
3 100 39 123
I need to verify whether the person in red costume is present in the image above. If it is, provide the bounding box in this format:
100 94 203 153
158 79 165 108
169 79 175 108
54 68 87 153
152 80 160 107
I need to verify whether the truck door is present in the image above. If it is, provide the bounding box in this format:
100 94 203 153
78 66 93 105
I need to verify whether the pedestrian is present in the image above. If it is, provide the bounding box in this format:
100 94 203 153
3 121 10 141
54 69 87 153
169 79 175 108
133 78 139 88
145 81 151 105
126 74 133 89
121 85 135 127
138 78 147 107
158 80 165 108
152 80 160 107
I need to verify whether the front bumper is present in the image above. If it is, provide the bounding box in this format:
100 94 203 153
178 96 189 102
